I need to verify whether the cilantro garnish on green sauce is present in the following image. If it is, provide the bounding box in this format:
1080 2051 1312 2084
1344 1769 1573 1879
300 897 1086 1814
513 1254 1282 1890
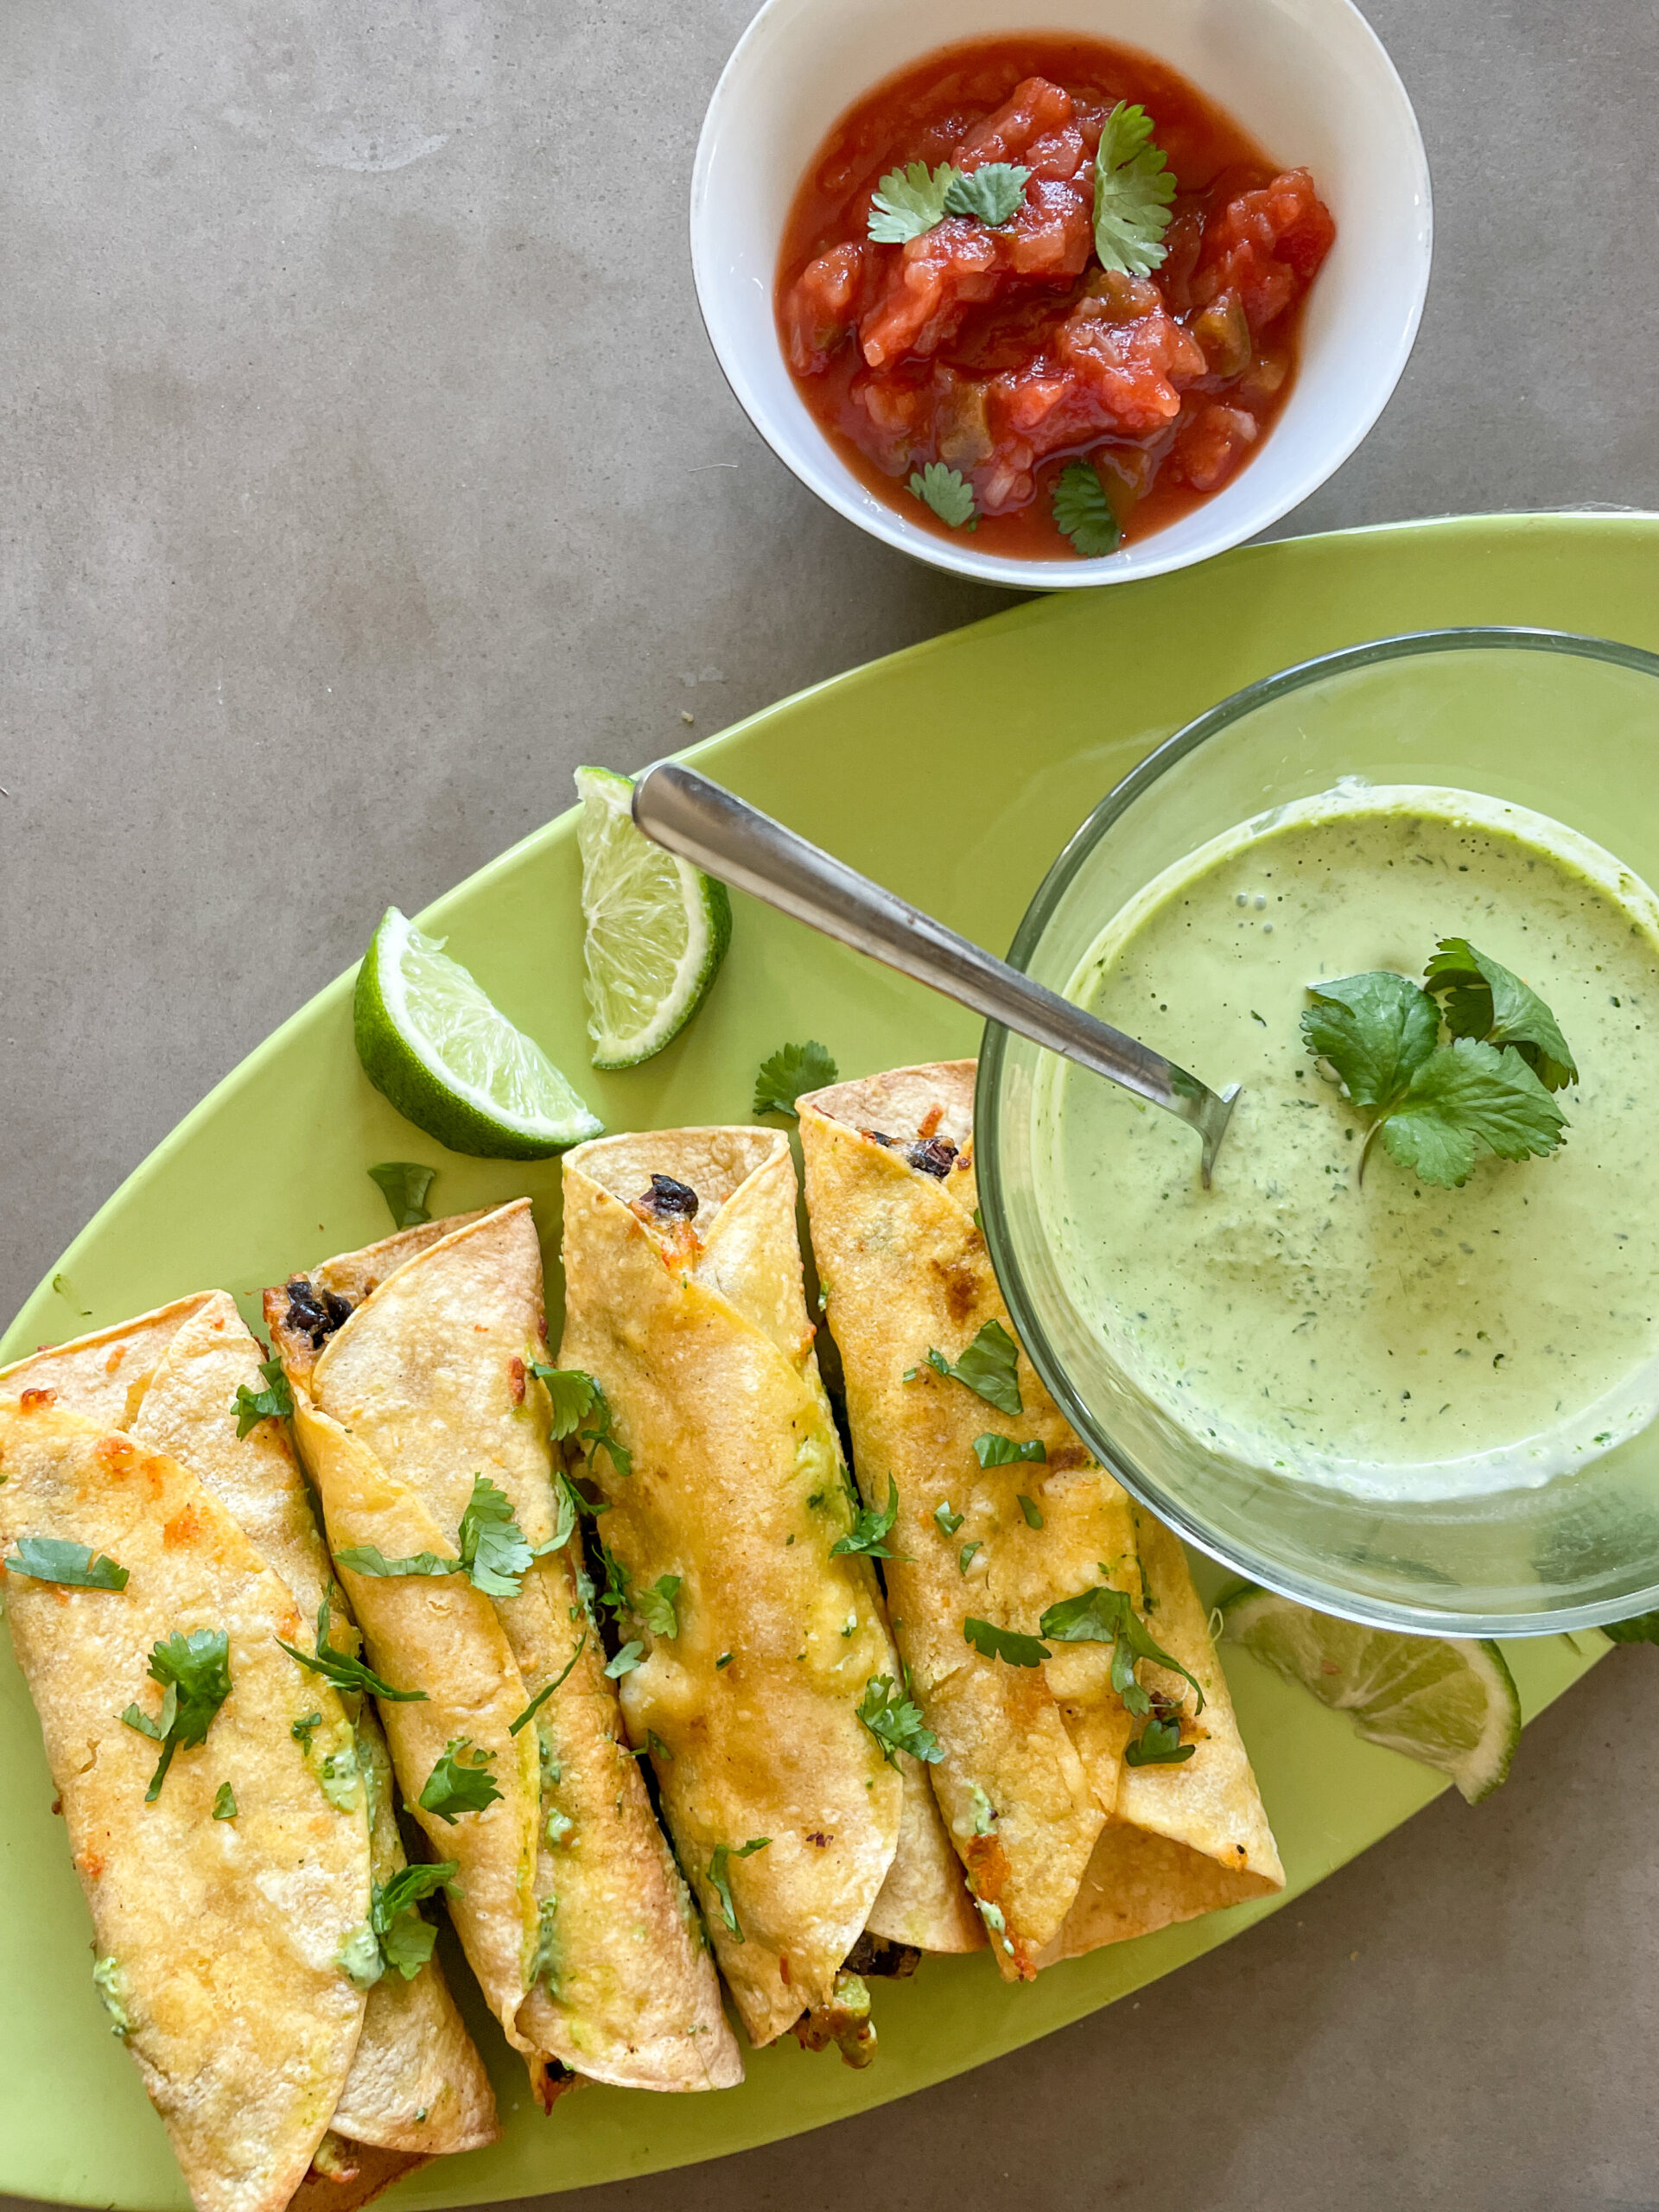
1301 937 1579 1187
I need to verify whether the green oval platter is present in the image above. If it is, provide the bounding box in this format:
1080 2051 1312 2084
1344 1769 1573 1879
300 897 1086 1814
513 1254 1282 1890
3 513 1644 2209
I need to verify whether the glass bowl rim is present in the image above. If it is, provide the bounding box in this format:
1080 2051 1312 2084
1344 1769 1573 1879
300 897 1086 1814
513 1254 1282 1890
976 624 1659 1636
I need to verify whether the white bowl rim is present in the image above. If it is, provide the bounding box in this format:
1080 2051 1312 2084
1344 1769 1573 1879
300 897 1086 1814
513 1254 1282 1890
690 0 1433 590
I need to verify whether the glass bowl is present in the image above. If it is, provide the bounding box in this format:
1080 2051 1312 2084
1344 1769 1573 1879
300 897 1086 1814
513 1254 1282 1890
979 628 1659 1635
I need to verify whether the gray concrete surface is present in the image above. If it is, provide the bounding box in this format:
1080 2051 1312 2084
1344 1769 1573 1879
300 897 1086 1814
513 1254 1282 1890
3 2 1657 2207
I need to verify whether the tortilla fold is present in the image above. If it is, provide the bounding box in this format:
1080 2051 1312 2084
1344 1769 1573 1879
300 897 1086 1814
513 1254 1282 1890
798 1062 1283 1978
0 1397 369 2212
268 1201 740 2096
3 1295 499 2165
558 1128 980 2061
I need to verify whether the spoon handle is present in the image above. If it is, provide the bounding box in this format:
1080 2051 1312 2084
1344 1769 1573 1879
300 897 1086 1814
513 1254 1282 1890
631 761 1235 1175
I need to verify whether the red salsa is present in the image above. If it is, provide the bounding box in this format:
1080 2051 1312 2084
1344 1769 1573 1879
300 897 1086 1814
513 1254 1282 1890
777 36 1336 558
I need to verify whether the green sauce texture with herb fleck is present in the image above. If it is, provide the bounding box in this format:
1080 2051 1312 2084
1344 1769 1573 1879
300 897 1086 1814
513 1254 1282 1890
1039 785 1659 1498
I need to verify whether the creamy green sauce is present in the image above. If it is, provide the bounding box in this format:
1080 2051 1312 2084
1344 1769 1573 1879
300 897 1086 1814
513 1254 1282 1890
1037 785 1659 1498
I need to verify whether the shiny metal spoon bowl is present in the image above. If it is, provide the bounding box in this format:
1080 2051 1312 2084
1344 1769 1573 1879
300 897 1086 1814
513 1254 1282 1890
632 760 1239 1184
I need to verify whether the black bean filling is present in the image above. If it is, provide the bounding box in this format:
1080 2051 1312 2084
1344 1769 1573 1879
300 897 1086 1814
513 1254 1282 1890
645 1173 699 1218
907 1136 959 1179
842 1931 920 1980
283 1276 355 1349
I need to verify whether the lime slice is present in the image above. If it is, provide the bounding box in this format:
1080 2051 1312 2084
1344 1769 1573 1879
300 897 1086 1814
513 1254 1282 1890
575 765 731 1069
354 907 602 1158
1220 1586 1521 1803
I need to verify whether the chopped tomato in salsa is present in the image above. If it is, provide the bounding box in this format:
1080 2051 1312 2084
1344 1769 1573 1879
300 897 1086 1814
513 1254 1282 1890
776 38 1335 557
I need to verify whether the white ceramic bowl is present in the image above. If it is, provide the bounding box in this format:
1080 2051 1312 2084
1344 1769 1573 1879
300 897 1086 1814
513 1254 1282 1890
690 0 1432 590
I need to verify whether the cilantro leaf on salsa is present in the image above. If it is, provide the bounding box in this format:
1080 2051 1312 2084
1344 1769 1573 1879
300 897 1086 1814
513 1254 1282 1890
909 461 977 530
706 1836 770 1942
121 1628 233 1802
366 1160 435 1229
927 1321 1022 1414
963 1616 1049 1668
277 1593 428 1703
856 1674 944 1766
753 1039 839 1116
419 1738 502 1822
1052 461 1122 557
232 1358 294 1440
943 162 1031 227
1380 1039 1567 1188
1091 102 1176 277
831 1474 900 1560
3 1535 129 1590
868 160 958 244
1424 938 1579 1090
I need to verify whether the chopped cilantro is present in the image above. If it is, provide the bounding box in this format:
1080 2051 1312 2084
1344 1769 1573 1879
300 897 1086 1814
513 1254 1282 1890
637 1573 683 1639
338 1474 534 1598
753 1039 838 1116
212 1782 237 1821
707 1836 770 1941
926 1321 1021 1414
419 1738 503 1822
856 1675 943 1766
509 1636 585 1734
278 1593 428 1703
909 461 977 530
715 1649 734 1669
963 1616 1048 1668
832 1474 900 1560
597 1542 632 1619
527 1362 632 1478
3 1535 128 1590
1124 1714 1194 1766
605 1640 645 1678
232 1358 294 1440
1016 1494 1045 1529
291 1711 322 1749
1091 101 1175 276
52 1271 92 1318
366 1160 435 1229
933 1500 965 1537
122 1629 232 1802
958 1541 982 1573
1052 461 1122 557
1039 1580 1205 1718
370 1859 458 1980
973 1433 1046 1468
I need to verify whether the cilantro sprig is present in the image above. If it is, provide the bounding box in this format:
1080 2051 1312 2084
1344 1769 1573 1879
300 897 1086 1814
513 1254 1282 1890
856 1675 943 1767
706 1836 770 1942
277 1594 428 1703
529 1363 632 1479
3 1535 128 1590
867 160 1031 245
1301 938 1577 1187
1091 102 1175 276
831 1474 900 1560
753 1040 838 1117
232 1358 294 1440
336 1475 537 1598
122 1629 233 1802
419 1738 502 1822
1039 1582 1205 1719
372 1860 459 1980
926 1321 1022 1415
1052 461 1122 558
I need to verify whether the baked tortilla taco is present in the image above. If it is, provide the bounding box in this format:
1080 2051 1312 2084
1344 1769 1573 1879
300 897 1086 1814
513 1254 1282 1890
556 1128 981 2066
266 1200 740 2099
1 1296 498 2176
797 1062 1283 1978
0 1394 370 2212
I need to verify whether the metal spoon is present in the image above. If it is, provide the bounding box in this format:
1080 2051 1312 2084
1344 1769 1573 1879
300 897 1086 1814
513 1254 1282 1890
631 761 1240 1185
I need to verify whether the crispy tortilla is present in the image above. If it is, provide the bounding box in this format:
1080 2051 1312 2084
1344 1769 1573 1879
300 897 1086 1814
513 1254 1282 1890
269 1202 740 2094
559 1128 979 2058
798 1063 1283 1978
2 1299 498 2163
0 1399 368 2212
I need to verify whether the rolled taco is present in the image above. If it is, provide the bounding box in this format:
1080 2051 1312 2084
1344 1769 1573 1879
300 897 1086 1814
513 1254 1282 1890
798 1063 1283 1978
0 1394 369 2212
1 1297 497 2171
266 1200 740 2098
556 1128 981 2064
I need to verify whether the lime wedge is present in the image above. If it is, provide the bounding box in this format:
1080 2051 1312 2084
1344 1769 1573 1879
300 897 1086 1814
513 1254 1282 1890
575 765 731 1069
1221 1586 1520 1803
354 907 602 1158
